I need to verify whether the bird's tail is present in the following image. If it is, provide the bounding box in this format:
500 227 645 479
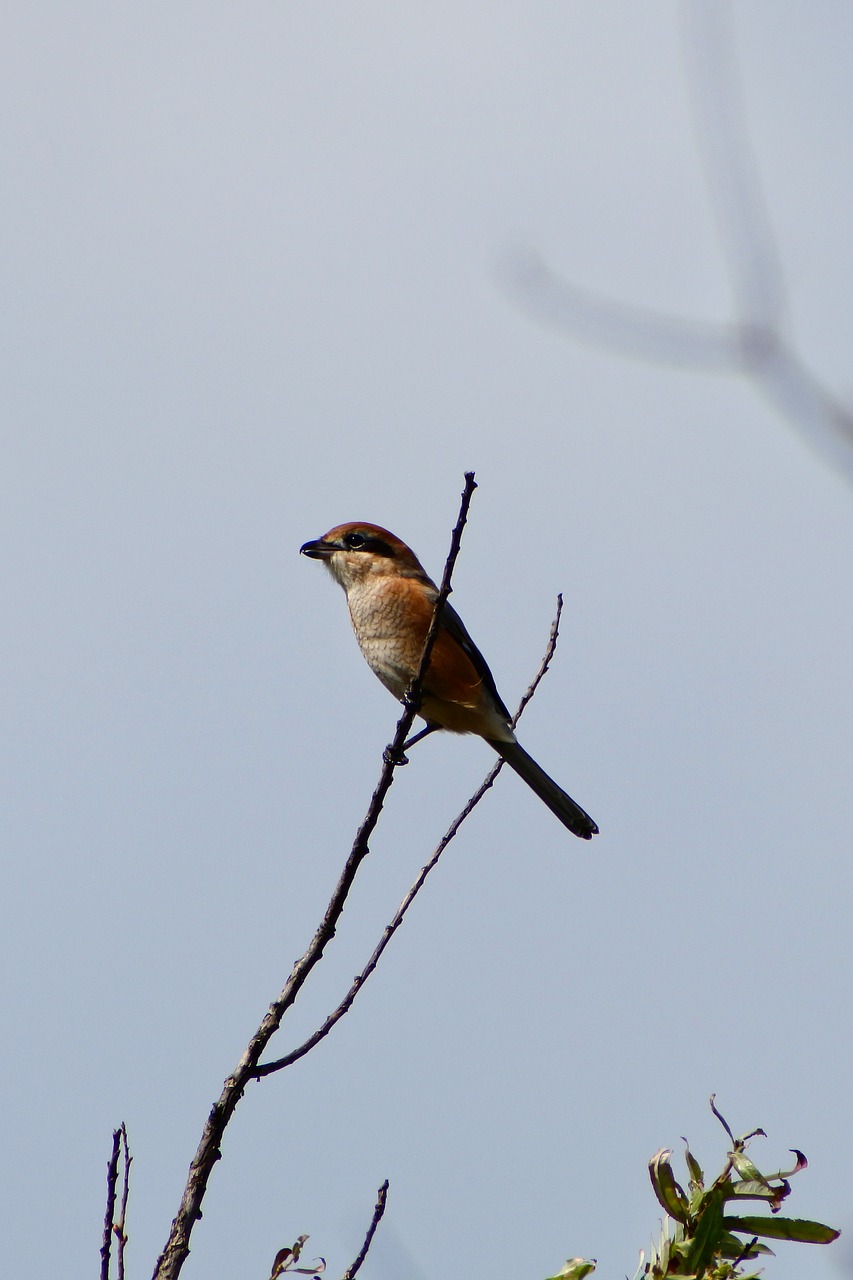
488 738 598 840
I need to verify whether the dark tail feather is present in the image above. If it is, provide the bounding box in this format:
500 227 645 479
488 739 598 840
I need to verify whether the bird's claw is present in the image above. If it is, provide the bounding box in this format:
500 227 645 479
384 745 409 766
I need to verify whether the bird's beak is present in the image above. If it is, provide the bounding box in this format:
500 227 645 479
300 537 335 560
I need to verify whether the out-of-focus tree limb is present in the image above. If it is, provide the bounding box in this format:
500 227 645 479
502 0 853 486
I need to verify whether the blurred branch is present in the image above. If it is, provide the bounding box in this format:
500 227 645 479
254 595 565 1079
501 252 738 370
341 1181 390 1280
150 475 477 1280
681 1 785 328
501 0 853 484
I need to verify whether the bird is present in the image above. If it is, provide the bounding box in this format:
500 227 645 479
299 522 598 839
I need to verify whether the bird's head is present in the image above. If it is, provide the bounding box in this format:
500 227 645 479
300 523 429 590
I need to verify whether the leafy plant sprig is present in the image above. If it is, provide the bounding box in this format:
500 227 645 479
546 1097 840 1280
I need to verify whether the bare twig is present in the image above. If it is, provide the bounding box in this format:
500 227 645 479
405 472 479 725
512 593 564 725
730 1235 760 1270
501 2 853 484
341 1180 390 1280
115 1123 132 1280
254 596 564 1078
151 475 477 1280
101 1128 122 1280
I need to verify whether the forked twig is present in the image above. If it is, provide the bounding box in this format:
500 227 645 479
151 475 477 1280
101 1124 132 1280
254 596 564 1078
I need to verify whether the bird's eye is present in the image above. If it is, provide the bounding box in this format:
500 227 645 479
343 532 366 549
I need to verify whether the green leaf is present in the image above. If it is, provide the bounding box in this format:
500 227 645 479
716 1231 774 1259
685 1187 725 1275
629 1252 647 1280
655 1236 671 1276
724 1215 841 1244
544 1259 596 1280
649 1149 690 1222
682 1138 704 1191
730 1152 771 1187
724 1179 786 1202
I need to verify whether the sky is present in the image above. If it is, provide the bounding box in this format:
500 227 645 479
2 3 853 1279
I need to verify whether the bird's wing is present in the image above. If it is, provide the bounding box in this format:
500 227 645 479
427 600 512 720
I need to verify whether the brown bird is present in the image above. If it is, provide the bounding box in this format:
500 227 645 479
300 522 598 839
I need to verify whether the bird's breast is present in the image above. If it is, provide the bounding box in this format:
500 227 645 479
345 577 428 699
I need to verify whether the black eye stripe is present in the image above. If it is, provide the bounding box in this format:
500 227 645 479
342 533 394 556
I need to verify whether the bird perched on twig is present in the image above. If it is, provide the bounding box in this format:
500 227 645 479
300 522 598 839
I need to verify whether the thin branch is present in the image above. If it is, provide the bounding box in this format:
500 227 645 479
500 3 853 485
100 1128 122 1280
151 474 477 1280
730 1235 760 1270
254 596 564 1078
115 1123 132 1280
512 592 564 724
396 470 479 739
340 1180 389 1280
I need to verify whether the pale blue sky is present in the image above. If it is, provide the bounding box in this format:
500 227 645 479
2 4 852 1279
